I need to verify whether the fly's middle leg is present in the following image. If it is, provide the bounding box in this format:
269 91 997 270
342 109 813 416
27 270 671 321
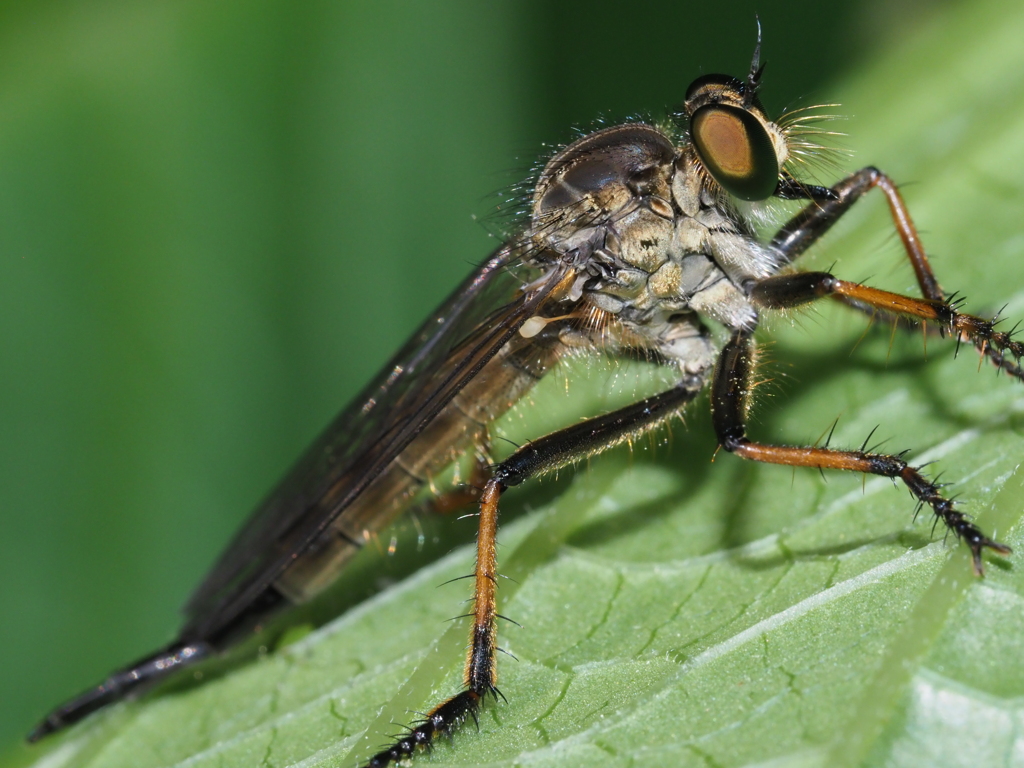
360 378 705 768
711 328 1011 575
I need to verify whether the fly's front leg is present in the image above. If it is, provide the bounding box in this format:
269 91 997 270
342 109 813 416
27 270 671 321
712 329 1011 575
771 167 1024 374
361 378 705 768
752 271 1024 381
773 166 941 301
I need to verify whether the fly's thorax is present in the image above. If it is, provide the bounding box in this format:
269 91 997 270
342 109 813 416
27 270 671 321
526 109 792 337
649 312 719 377
565 151 777 331
667 152 782 329
551 303 717 381
530 123 676 266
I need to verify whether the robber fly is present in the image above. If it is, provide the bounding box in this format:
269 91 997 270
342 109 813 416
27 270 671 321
30 32 1019 768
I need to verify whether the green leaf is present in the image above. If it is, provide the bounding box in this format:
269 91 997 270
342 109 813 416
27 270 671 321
14 2 1024 767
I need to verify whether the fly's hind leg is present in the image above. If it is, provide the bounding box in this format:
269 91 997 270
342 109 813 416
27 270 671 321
711 327 1011 575
424 438 494 515
361 377 705 768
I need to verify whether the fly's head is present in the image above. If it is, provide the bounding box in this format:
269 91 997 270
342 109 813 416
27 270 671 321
679 73 787 203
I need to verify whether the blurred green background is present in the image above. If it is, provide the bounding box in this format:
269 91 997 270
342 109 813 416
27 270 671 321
0 0 955 753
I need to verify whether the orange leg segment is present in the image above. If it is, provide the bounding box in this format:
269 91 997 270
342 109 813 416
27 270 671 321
711 329 1011 576
751 273 1024 381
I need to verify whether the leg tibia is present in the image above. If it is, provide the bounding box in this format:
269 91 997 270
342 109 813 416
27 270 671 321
712 330 1011 575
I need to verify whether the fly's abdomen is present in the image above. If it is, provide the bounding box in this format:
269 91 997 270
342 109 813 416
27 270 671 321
273 327 566 603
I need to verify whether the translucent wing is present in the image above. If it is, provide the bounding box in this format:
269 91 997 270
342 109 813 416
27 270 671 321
181 246 569 641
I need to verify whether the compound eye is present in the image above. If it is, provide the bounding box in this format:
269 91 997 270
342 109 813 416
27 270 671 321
690 104 779 201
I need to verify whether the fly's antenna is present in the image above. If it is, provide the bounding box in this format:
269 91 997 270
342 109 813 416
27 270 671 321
745 16 766 107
